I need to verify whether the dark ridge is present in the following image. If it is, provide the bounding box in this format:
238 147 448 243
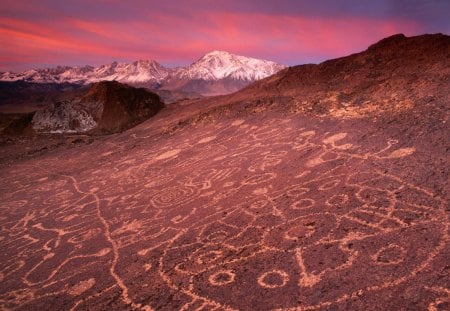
367 33 407 50
83 81 165 134
0 112 35 136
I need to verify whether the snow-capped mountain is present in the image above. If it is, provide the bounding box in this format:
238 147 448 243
87 60 169 84
1 66 81 83
1 60 169 85
1 51 286 96
172 50 285 81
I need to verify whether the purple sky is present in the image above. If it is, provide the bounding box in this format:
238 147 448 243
0 0 449 71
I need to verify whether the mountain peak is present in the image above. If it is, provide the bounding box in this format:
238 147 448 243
202 50 233 57
0 52 286 95
183 50 286 82
133 59 160 65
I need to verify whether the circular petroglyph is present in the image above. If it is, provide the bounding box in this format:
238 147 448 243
150 185 197 208
284 225 316 240
286 186 309 198
209 270 236 286
326 194 349 207
291 199 315 210
258 270 289 289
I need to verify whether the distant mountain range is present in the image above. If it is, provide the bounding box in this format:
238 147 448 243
0 51 286 96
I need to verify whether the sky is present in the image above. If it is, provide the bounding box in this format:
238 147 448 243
0 0 449 72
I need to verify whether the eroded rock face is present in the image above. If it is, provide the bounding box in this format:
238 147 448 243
31 81 164 134
32 101 99 133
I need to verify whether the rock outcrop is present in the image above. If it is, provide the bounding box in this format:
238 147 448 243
31 81 164 134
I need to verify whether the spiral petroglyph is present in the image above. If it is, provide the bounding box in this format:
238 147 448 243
150 184 198 208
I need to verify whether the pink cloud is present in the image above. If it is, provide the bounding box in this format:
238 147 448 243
0 7 421 71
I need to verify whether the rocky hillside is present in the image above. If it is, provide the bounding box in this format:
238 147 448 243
235 33 449 116
30 81 164 134
169 34 449 125
0 33 448 311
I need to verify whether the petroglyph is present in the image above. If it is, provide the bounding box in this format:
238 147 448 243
67 278 96 296
209 270 236 286
231 119 245 126
198 136 217 144
155 148 181 160
387 147 416 158
0 115 447 310
258 270 290 289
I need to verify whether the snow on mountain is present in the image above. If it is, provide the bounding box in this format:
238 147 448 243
85 60 169 84
1 67 76 83
1 60 170 84
174 50 286 81
1 51 286 95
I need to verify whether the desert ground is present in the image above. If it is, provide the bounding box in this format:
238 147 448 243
1 95 449 310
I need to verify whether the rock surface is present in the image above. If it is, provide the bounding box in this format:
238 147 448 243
0 34 448 310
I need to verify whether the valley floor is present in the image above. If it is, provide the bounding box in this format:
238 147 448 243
0 105 449 310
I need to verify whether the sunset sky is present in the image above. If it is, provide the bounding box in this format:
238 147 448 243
1 0 449 71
